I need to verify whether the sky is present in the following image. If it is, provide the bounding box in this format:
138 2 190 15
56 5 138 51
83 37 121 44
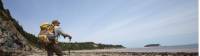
2 0 198 48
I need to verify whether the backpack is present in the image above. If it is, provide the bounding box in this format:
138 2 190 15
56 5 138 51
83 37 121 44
38 23 55 44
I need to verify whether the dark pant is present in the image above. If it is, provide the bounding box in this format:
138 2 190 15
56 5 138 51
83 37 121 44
46 39 63 56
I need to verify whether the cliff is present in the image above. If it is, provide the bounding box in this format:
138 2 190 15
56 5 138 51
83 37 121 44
0 0 38 56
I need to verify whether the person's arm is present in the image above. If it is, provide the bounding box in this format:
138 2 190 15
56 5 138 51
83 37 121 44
54 26 72 39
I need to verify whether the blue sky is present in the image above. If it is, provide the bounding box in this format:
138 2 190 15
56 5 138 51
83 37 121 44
3 0 198 48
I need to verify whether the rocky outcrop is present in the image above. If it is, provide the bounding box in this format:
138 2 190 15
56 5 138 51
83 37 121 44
0 0 36 56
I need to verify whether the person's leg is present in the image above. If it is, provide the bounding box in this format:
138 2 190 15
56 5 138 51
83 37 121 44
47 50 54 56
46 43 54 56
53 44 63 56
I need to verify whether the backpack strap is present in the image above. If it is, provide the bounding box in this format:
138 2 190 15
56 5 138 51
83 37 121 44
47 24 55 34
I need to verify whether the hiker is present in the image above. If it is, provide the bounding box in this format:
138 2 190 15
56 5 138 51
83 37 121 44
39 20 72 56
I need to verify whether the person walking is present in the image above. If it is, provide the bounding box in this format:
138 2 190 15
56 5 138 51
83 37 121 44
39 20 72 56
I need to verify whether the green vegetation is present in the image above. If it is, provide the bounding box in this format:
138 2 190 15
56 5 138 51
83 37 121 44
59 42 125 50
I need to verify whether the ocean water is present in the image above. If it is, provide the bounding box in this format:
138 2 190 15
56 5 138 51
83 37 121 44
71 44 198 53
